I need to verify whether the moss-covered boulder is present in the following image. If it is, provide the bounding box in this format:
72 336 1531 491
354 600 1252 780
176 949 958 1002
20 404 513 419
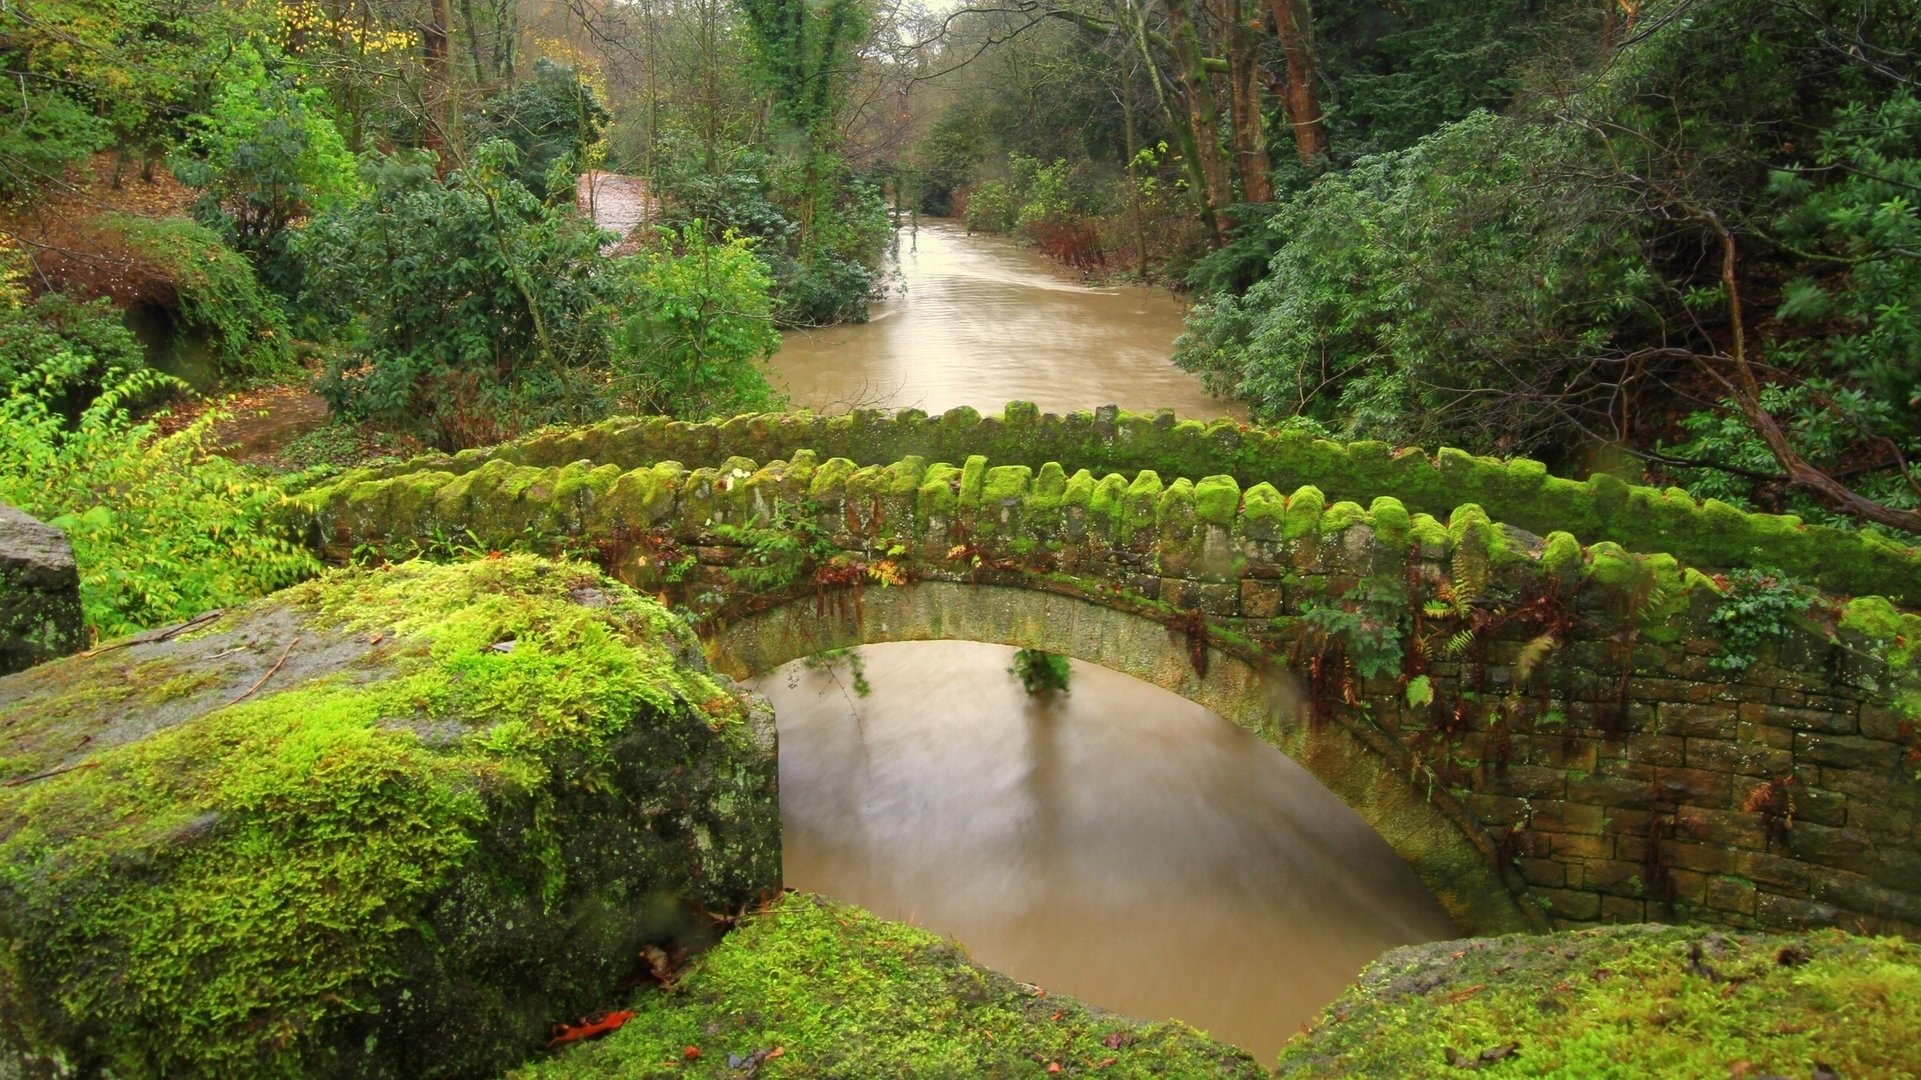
511 892 1265 1079
1277 924 1921 1077
0 555 780 1079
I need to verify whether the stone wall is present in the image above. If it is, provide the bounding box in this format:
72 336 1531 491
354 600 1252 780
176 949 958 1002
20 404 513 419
301 403 1921 604
0 502 85 675
296 446 1921 939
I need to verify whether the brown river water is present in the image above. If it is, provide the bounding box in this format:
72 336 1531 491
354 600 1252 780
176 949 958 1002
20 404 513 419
770 220 1245 419
760 228 1454 1065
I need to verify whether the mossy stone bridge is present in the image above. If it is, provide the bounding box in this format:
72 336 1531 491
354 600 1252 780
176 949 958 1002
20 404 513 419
296 403 1921 939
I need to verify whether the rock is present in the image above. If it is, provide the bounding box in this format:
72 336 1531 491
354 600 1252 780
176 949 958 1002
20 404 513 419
0 503 84 675
1276 923 1921 1077
0 555 780 1079
507 893 1267 1080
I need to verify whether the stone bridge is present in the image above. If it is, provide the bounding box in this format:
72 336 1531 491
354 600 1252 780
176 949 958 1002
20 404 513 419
294 404 1921 940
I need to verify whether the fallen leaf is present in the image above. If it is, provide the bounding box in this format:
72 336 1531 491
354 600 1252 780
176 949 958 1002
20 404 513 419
1047 1064 1061 1074
684 1045 700 1060
1102 1032 1126 1050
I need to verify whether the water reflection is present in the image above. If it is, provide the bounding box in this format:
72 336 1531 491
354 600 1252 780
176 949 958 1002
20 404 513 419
757 640 1457 1063
770 222 1244 420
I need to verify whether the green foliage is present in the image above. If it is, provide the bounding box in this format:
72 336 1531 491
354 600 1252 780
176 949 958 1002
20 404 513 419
0 78 110 198
964 178 1020 233
1301 578 1409 681
653 139 888 327
1656 381 1919 534
1176 112 1650 455
1770 91 1921 413
611 223 782 420
1010 647 1072 695
0 356 318 639
171 41 360 296
472 58 610 202
713 499 837 592
105 214 295 380
0 261 145 397
506 893 1264 1080
1707 569 1818 672
298 144 614 446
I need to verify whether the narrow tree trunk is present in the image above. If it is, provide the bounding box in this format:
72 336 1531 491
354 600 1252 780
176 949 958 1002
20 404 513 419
1123 0 1215 236
1225 0 1272 203
1162 0 1232 238
1268 0 1327 166
423 0 454 163
1118 78 1151 276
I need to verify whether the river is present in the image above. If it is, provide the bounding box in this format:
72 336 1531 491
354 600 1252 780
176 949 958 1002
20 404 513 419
770 220 1245 419
758 227 1456 1065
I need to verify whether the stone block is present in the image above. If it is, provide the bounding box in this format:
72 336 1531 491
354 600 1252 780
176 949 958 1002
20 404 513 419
1624 734 1688 767
1756 893 1841 931
1534 888 1602 921
1859 704 1910 743
1517 857 1566 888
1650 766 1732 808
1552 832 1613 861
1239 579 1283 620
1601 895 1648 923
1485 765 1567 800
1674 807 1769 850
1531 801 1605 836
0 503 85 675
1657 702 1739 739
1686 737 1793 777
1581 858 1646 896
1567 775 1653 810
1746 703 1857 736
1705 875 1757 916
1814 870 1921 926
1793 732 1897 770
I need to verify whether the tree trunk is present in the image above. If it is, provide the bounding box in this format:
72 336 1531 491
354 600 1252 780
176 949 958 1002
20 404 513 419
1123 0 1215 237
1225 0 1272 203
1268 0 1327 166
1162 0 1232 238
423 0 454 163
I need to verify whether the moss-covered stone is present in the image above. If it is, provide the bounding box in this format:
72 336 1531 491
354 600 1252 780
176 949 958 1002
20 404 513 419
1276 924 1921 1078
0 556 779 1079
511 893 1264 1080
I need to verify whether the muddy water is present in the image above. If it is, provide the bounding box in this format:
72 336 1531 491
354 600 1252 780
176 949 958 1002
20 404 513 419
770 221 1243 419
757 642 1459 1063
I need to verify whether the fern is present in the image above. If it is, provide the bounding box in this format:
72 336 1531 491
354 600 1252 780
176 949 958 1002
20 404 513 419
1515 632 1559 682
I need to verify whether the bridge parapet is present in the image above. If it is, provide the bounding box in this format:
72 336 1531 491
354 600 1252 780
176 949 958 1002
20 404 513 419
296 446 1921 941
304 402 1921 604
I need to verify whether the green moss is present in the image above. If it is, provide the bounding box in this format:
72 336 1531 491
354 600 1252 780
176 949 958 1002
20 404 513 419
1840 596 1921 670
0 556 773 1078
1284 485 1326 542
1541 531 1583 578
982 464 1033 506
1585 541 1641 588
511 894 1264 1080
1276 925 1921 1078
1367 496 1411 543
1239 482 1286 541
1322 500 1367 533
1194 475 1241 527
917 463 963 518
1408 513 1449 550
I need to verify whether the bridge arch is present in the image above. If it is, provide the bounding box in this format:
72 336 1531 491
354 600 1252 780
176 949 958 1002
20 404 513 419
706 580 1543 935
296 434 1921 940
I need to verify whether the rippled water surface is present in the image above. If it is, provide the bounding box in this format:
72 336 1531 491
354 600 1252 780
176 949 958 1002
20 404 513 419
771 221 1244 420
756 641 1459 1063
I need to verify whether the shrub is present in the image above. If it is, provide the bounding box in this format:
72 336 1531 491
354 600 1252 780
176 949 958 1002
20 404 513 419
105 214 296 380
610 223 783 419
0 356 318 639
1010 648 1071 695
297 143 614 446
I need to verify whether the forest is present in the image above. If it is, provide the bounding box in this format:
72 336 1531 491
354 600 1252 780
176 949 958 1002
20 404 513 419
3 0 1918 641
5 2 1921 1076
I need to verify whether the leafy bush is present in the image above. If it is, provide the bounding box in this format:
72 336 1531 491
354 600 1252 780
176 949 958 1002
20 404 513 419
298 143 614 446
471 58 610 202
0 255 146 398
172 41 360 297
1010 648 1071 695
1655 382 1919 534
610 223 782 419
964 179 1019 234
105 215 295 380
1707 569 1818 672
1175 112 1650 455
0 357 318 639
